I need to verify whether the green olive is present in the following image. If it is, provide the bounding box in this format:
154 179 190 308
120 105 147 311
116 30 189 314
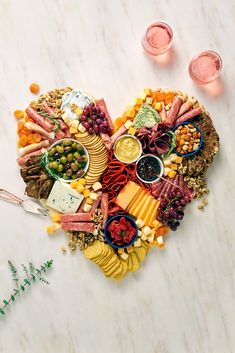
48 147 56 156
50 161 58 169
72 142 77 150
71 162 79 172
56 145 64 154
63 139 72 146
72 173 77 179
63 173 69 180
73 151 80 159
67 153 74 162
66 169 73 177
48 156 54 162
58 164 64 172
60 156 67 164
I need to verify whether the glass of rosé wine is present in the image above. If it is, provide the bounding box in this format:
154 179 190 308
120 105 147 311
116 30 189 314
188 50 222 85
142 22 173 56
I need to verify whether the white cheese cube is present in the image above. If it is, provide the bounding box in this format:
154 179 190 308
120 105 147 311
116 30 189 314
141 234 148 241
146 97 153 105
92 182 102 191
136 219 144 228
90 192 98 200
120 252 129 260
157 236 164 245
83 203 92 213
61 113 72 127
147 234 154 243
138 230 143 237
124 120 133 129
164 167 171 176
163 159 171 167
134 238 141 247
142 226 152 236
71 119 79 129
78 123 86 133
46 181 84 213
168 153 178 162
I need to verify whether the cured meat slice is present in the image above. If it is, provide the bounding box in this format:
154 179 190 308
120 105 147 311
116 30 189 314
176 107 203 124
60 213 93 223
100 133 112 150
26 107 54 132
165 96 183 127
110 125 128 147
18 140 50 157
177 98 197 118
90 192 102 214
17 147 48 166
157 181 168 199
100 193 108 227
61 222 95 232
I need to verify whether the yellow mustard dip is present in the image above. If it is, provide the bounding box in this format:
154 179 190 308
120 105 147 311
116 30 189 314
115 136 141 163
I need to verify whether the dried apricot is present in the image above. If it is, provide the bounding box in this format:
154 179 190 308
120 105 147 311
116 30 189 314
33 133 42 143
164 92 175 104
14 110 24 120
29 83 40 94
156 92 165 102
17 120 25 131
27 134 36 144
19 135 28 147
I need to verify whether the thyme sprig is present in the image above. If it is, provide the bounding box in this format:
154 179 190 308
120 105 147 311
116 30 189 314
37 110 61 132
0 260 53 316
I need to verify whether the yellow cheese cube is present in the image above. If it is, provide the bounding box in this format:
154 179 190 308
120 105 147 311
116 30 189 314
176 156 183 164
151 220 162 229
134 238 141 247
76 184 85 193
74 107 82 116
147 234 154 243
168 170 177 178
141 234 148 241
71 120 79 128
170 163 178 171
135 98 144 105
144 88 152 96
70 127 78 134
127 246 134 253
128 127 137 135
149 240 158 247
83 189 90 198
51 213 60 222
86 197 94 205
154 102 163 112
118 248 125 254
142 226 152 236
126 110 136 118
78 178 86 185
70 180 78 189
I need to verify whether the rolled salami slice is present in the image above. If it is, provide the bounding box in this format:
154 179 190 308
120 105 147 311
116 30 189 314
26 107 54 132
60 212 93 223
165 96 183 127
176 107 203 124
61 222 95 232
18 140 50 157
177 98 197 118
17 147 48 166
100 193 108 228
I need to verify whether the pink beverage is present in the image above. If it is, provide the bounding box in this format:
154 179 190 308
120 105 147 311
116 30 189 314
188 51 222 85
142 22 173 56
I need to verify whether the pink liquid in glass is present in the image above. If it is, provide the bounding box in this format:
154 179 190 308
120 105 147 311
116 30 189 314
188 51 222 85
142 22 173 56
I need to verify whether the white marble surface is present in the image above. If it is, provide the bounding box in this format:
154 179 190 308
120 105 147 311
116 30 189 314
0 0 235 352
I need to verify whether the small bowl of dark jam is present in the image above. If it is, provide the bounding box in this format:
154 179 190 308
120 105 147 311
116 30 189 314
136 154 163 184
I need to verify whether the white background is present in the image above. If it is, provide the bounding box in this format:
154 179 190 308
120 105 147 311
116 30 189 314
0 1 234 353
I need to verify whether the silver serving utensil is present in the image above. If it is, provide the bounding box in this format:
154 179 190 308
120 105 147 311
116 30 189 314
0 189 48 216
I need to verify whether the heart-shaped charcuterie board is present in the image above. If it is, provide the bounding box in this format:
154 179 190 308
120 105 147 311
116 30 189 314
16 87 219 281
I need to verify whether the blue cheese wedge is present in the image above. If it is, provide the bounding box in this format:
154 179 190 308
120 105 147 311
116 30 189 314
61 89 93 120
46 181 84 213
133 103 160 128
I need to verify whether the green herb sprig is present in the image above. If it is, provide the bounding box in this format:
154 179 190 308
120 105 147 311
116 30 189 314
37 110 61 132
0 260 53 316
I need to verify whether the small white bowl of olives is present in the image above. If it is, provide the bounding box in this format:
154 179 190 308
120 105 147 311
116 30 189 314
44 138 89 182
